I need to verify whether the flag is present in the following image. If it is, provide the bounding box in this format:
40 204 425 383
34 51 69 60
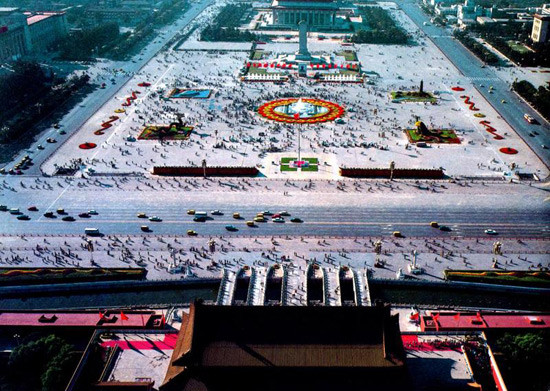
433 313 440 321
453 313 460 320
161 313 166 327
476 312 482 320
294 113 300 120
99 311 105 320
409 312 419 321
120 311 129 321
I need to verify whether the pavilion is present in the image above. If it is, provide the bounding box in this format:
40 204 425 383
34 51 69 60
160 301 407 391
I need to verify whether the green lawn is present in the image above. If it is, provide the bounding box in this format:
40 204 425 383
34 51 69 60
336 51 358 61
301 165 319 172
280 165 297 172
506 40 529 54
390 91 437 103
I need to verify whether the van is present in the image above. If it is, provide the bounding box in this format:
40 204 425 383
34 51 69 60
0 205 7 211
9 208 20 215
195 211 207 218
85 228 100 236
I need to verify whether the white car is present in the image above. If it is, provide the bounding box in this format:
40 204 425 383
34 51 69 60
484 229 498 235
210 210 223 215
149 216 162 222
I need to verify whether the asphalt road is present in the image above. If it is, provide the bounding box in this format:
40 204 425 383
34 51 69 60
1 199 548 238
2 0 214 174
398 0 550 170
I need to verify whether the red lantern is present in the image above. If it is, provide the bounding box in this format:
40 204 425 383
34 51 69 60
246 62 251 67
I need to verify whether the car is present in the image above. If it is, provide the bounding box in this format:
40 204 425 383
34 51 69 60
88 210 98 215
392 231 403 238
290 217 303 223
233 212 241 219
262 210 273 216
272 214 282 219
62 216 75 222
225 225 238 231
141 225 150 232
524 114 538 124
46 138 56 143
149 216 162 222
17 214 30 220
137 212 147 218
0 205 7 211
43 211 55 218
187 209 195 215
246 221 255 227
187 230 197 236
58 130 66 135
501 100 506 104
79 212 91 218
254 216 267 222
273 217 285 223
430 221 439 228
57 208 65 214
27 206 38 212
37 144 44 150
211 210 223 215
484 229 498 235
542 145 548 150
193 216 206 222
439 226 452 232
53 123 60 129
279 211 290 216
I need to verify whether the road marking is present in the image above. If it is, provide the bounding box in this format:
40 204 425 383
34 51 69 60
31 219 546 227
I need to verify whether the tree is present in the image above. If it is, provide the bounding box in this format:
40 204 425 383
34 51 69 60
8 335 75 391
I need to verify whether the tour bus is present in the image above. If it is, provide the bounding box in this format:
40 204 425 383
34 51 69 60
85 228 100 236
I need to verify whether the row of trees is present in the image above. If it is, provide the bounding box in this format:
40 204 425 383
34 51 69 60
57 22 120 60
494 331 550 391
0 61 90 146
453 31 499 64
58 0 189 60
351 7 409 44
513 80 550 121
468 22 550 67
7 335 75 391
200 4 258 42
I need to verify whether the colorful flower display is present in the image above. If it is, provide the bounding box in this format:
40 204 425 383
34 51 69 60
258 98 344 124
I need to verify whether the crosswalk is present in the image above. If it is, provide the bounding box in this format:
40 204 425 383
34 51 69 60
466 76 501 82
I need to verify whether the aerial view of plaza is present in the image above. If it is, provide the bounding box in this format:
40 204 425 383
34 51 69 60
0 0 549 389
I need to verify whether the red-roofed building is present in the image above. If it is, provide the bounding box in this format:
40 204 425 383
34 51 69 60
0 310 162 330
23 11 68 52
421 312 550 332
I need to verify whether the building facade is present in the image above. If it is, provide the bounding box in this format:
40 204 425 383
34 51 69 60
0 7 30 61
271 0 339 28
532 13 550 43
25 12 68 52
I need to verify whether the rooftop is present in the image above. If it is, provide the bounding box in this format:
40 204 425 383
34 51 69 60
0 310 159 328
161 302 406 390
421 312 550 332
23 11 64 26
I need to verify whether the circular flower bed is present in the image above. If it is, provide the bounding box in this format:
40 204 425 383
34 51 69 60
258 98 344 124
499 147 518 155
79 142 97 150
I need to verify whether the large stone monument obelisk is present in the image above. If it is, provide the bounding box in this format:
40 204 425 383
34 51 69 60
295 20 311 60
